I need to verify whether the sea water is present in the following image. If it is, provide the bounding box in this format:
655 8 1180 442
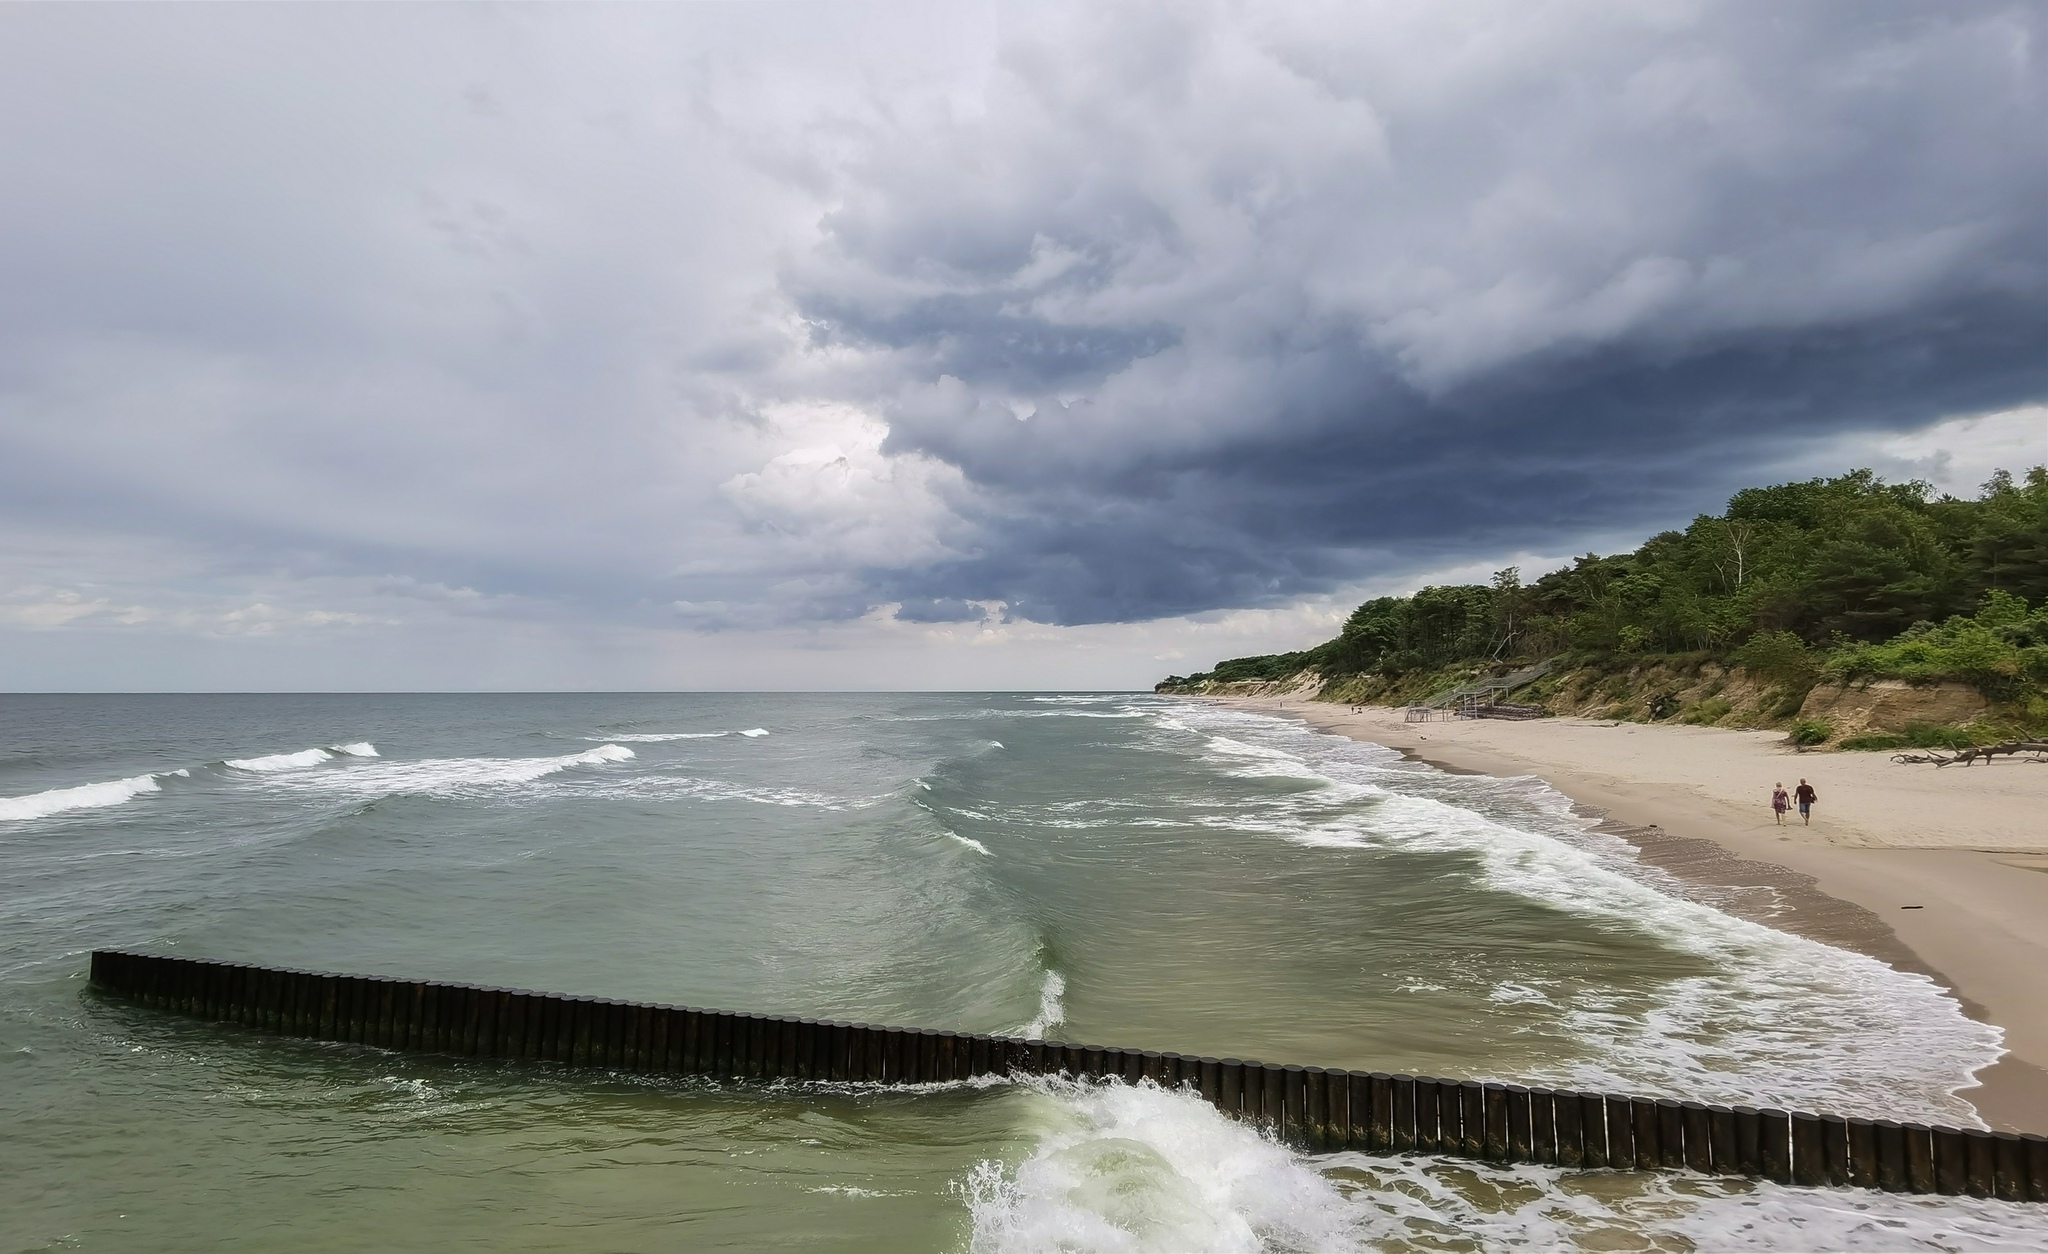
1 692 2043 1251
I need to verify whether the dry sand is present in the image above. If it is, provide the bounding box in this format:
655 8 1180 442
1214 696 2048 1132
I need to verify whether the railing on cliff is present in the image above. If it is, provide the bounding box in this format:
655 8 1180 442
89 949 2047 1203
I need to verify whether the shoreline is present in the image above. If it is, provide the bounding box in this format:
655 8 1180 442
1207 695 2048 1133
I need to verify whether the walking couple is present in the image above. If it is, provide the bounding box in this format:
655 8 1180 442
1771 779 1817 825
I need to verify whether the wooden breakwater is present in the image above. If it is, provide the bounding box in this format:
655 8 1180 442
90 948 2047 1202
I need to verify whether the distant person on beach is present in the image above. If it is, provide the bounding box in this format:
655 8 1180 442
1795 779 1817 825
1772 783 1790 825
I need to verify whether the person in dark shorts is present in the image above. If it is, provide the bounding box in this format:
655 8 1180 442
1794 779 1817 825
1771 783 1790 825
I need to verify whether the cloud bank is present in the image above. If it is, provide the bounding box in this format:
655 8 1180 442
0 1 2041 687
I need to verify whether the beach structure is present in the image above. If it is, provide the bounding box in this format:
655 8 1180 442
90 947 2048 1203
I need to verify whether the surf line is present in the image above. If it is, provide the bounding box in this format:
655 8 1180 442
88 948 2046 1203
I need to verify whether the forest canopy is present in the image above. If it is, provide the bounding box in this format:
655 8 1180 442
1166 467 2048 698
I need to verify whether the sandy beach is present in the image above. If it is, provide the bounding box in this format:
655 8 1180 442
1215 695 2048 1132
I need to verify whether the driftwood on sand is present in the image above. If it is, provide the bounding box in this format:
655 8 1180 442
1891 741 2048 767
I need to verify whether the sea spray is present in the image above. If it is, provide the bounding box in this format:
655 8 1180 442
1019 969 1066 1038
963 1078 1363 1254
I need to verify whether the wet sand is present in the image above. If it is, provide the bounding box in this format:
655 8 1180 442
1214 696 2048 1132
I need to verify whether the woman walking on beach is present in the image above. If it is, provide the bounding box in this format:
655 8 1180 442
1795 778 1817 825
1771 783 1790 825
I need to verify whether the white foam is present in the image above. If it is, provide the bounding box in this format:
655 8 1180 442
963 1078 1362 1253
0 773 164 822
968 1079 2048 1252
1159 701 2004 1125
223 742 380 772
949 831 993 856
224 748 334 772
989 740 1004 749
738 728 770 738
259 744 635 799
594 732 729 742
599 774 852 810
1017 969 1066 1038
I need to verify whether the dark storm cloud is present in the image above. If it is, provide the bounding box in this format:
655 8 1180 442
795 1 2048 622
0 0 2042 669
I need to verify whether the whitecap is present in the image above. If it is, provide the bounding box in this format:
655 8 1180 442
0 773 165 822
589 732 729 742
949 831 993 856
259 744 635 799
738 728 770 738
224 748 335 772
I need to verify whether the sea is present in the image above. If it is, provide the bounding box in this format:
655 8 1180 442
3 692 2045 1252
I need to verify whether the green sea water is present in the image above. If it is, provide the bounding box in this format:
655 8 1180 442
2 693 2041 1250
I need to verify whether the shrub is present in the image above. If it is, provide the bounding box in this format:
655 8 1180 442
1789 718 1834 746
1903 723 1974 749
1839 733 1909 751
1821 590 2048 695
1680 698 1733 725
1735 630 1818 684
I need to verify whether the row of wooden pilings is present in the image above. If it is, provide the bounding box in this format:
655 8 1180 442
91 949 2048 1203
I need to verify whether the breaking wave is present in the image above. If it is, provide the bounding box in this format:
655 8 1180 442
0 770 186 823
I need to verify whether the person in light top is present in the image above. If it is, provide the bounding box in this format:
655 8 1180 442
1771 782 1790 825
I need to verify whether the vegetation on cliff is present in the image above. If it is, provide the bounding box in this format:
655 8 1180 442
1159 467 2048 738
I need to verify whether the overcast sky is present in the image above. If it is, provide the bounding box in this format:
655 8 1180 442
1 2 2042 691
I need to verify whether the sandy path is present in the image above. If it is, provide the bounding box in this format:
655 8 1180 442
1210 696 2048 1131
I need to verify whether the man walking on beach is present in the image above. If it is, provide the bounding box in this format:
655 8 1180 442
1794 779 1817 826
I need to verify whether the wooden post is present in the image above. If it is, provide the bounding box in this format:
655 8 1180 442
1275 1065 1301 1143
1342 1073 1370 1150
1905 1124 1936 1193
1606 1095 1636 1170
1412 1078 1440 1154
973 1035 995 1078
1964 1128 1996 1198
1791 1113 1826 1186
1933 1126 1968 1195
1486 1084 1510 1163
883 1026 908 1084
1682 1102 1712 1173
1706 1105 1735 1174
1872 1120 1906 1191
1218 1058 1243 1118
1529 1088 1556 1166
1759 1110 1791 1184
1631 1098 1659 1172
1506 1087 1533 1163
1579 1093 1607 1169
1140 1050 1163 1083
1369 1074 1394 1151
1323 1068 1348 1149
1390 1075 1414 1152
1262 1064 1288 1132
1200 1057 1222 1105
1556 1089 1585 1168
1304 1068 1329 1150
1843 1114 1875 1188
1462 1082 1487 1161
2024 1133 2048 1202
1821 1116 1850 1188
1995 1132 2026 1202
1652 1100 1682 1171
